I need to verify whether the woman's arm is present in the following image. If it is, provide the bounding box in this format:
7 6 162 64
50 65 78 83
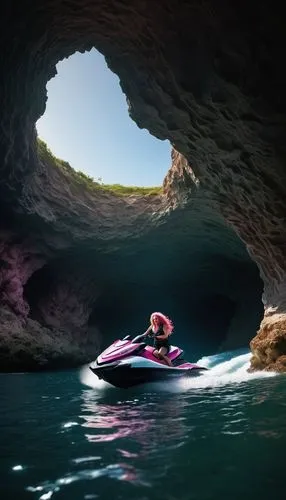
155 324 170 340
142 325 152 337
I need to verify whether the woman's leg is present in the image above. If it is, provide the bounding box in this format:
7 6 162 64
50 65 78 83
153 349 160 359
158 347 172 366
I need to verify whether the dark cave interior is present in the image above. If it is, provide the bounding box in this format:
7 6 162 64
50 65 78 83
88 265 263 359
23 234 264 361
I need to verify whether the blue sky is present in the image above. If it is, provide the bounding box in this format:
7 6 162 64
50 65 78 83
36 49 171 186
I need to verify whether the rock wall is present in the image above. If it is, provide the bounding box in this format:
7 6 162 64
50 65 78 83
0 145 263 369
0 232 46 317
0 0 285 370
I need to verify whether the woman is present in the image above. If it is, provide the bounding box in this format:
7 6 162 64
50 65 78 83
143 312 174 367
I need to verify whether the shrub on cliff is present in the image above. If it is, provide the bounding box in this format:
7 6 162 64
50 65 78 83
37 138 161 197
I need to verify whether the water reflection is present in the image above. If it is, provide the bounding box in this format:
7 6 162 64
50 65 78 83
80 389 189 455
5 371 286 500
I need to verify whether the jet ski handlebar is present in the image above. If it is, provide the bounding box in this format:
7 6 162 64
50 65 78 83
131 333 148 343
122 333 151 343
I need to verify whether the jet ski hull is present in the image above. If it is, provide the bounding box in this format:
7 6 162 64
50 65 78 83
89 337 207 389
90 361 207 389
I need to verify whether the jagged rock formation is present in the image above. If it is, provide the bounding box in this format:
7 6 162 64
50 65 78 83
0 0 285 370
0 143 263 370
0 145 169 369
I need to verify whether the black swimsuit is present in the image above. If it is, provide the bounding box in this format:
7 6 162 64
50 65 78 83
153 325 170 352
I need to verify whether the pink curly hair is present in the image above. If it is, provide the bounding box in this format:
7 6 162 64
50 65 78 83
150 312 174 335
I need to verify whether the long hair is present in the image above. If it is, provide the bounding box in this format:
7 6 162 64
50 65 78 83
150 312 174 335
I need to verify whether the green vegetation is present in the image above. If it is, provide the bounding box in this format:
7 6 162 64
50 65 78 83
37 138 162 197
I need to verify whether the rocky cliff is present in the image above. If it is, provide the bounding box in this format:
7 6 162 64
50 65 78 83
0 141 168 370
0 141 263 370
0 0 285 371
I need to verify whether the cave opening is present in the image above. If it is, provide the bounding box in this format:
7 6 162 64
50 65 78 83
24 263 57 324
36 48 170 188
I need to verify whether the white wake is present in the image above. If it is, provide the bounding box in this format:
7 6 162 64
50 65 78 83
178 350 276 391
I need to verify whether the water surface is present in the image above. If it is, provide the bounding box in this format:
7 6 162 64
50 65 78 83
1 351 285 500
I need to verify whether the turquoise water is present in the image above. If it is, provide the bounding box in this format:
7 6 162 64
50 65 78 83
1 351 285 500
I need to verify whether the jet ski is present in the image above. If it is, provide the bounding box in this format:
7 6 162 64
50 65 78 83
89 334 207 388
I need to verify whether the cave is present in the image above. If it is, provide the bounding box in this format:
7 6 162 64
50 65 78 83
19 201 263 366
1 0 286 371
87 253 263 360
89 284 262 361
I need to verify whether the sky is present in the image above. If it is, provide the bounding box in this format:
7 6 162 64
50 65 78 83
36 49 171 186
